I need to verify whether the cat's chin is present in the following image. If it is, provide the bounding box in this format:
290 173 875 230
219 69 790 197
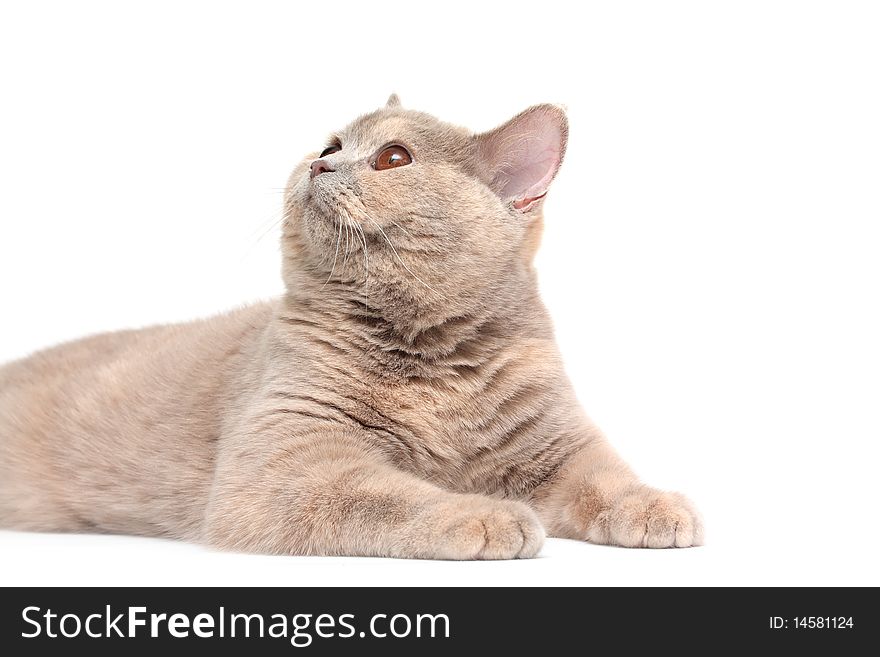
300 204 350 255
303 188 338 220
304 204 341 232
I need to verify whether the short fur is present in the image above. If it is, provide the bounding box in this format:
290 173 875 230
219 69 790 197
0 98 702 558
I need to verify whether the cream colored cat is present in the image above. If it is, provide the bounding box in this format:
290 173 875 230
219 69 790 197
0 96 702 558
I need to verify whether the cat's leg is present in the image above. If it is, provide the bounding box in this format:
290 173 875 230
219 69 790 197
531 436 703 548
203 427 544 559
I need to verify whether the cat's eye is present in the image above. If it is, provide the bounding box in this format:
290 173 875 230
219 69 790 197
320 144 341 157
373 144 413 171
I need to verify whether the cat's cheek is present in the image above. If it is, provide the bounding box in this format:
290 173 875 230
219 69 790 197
291 176 310 200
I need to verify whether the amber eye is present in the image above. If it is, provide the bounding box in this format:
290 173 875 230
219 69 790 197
319 144 341 157
373 144 413 170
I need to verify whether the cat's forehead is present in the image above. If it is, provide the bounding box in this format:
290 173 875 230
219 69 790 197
339 109 473 157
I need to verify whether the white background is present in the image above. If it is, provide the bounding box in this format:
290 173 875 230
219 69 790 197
1 1 878 586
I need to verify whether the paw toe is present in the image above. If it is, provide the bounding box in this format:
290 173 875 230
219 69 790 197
435 499 544 560
591 488 703 549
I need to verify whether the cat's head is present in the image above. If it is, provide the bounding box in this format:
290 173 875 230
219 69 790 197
282 95 567 328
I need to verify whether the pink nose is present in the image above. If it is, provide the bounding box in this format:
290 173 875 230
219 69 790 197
310 159 335 179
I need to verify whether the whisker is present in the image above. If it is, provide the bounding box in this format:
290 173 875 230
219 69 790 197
321 216 343 290
355 220 369 308
238 205 293 263
387 219 417 241
340 204 370 308
341 214 352 270
364 214 440 296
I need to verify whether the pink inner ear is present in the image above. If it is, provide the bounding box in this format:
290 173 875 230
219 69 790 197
513 192 547 211
480 106 566 209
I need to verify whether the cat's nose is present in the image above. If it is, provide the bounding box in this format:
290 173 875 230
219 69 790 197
309 159 335 179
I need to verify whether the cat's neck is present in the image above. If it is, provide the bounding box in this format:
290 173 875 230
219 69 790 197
278 266 552 378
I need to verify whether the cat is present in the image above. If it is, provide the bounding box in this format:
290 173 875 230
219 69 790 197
0 95 702 558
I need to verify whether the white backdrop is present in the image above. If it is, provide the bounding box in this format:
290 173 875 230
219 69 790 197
1 0 878 586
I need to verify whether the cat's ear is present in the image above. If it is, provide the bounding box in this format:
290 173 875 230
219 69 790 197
476 104 568 212
386 93 402 108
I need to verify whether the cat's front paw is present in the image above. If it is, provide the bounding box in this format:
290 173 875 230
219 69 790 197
587 486 703 548
426 497 545 560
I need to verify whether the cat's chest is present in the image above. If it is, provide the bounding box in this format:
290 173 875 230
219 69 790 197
331 346 573 496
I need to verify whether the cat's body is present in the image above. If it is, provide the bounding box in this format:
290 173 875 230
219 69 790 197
0 97 702 558
0 305 269 538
